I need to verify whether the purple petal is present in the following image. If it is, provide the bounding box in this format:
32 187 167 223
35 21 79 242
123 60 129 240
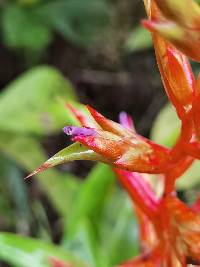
119 111 134 129
63 126 96 137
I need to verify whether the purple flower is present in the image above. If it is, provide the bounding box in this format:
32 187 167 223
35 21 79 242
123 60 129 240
63 126 96 137
119 111 134 130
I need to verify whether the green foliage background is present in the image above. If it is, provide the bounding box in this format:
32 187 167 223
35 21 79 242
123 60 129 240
0 67 139 267
0 1 199 266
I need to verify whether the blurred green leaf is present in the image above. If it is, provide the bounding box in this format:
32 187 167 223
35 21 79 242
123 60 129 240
65 219 108 267
32 200 52 242
1 0 110 56
100 188 139 265
6 160 32 234
38 0 110 46
151 103 181 148
0 66 82 218
66 163 115 238
125 25 152 52
0 66 81 216
176 160 200 189
0 66 77 135
62 163 115 267
0 132 80 217
1 5 52 51
0 232 87 267
17 0 41 7
0 157 32 233
0 157 13 227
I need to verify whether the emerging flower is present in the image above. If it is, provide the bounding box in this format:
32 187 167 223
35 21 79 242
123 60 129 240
63 106 171 174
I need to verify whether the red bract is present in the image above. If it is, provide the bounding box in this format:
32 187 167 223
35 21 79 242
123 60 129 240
63 106 171 174
28 0 200 266
151 35 195 119
114 170 200 266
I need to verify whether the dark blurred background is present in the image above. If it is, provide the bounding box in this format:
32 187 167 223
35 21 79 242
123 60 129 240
0 0 166 135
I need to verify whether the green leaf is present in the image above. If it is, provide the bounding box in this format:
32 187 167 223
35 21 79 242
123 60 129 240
0 232 87 267
26 142 103 179
100 188 139 265
6 160 32 234
17 0 41 7
125 25 152 52
37 0 109 46
151 103 181 147
176 160 200 189
0 157 14 226
0 66 80 216
0 66 78 135
65 163 115 237
65 219 108 267
63 163 115 267
0 132 80 217
1 5 52 51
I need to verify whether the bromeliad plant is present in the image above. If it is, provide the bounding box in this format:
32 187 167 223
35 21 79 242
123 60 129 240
28 0 200 266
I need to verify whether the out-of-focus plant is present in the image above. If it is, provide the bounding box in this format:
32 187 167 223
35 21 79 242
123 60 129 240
0 65 80 218
27 0 200 266
0 66 140 266
125 25 152 52
0 0 110 62
0 65 86 265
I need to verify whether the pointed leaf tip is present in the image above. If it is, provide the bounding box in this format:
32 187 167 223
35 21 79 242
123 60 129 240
25 163 52 180
26 142 103 179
